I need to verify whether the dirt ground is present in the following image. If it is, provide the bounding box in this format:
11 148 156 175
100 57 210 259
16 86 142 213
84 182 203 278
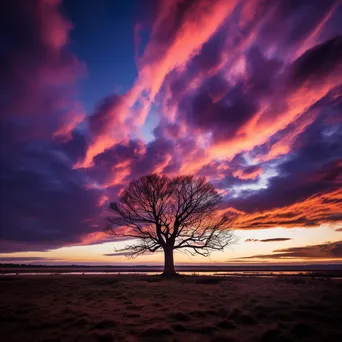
0 275 341 342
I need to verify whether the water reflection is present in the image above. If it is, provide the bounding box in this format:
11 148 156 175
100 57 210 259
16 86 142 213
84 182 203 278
0 270 324 277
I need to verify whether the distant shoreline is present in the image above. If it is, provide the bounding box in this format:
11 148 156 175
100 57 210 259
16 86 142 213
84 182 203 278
1 263 342 277
1 263 342 269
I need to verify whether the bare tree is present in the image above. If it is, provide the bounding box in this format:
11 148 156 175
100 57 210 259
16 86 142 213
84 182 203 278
106 174 235 276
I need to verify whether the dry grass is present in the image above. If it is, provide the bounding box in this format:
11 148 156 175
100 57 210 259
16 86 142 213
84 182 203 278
0 275 341 341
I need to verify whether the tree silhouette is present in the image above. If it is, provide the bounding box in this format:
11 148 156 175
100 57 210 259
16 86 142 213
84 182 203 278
106 174 235 276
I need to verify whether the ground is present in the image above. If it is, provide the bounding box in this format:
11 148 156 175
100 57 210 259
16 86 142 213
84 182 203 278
0 275 341 341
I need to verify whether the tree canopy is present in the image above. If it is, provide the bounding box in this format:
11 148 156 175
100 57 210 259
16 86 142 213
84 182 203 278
106 174 235 276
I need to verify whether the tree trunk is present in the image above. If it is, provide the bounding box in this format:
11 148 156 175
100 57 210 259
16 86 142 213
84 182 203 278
162 246 177 276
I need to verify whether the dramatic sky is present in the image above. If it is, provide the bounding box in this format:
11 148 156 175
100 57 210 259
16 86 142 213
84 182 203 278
1 0 342 265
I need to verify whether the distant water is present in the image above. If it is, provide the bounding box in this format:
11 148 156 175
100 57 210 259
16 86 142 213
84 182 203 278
0 270 330 277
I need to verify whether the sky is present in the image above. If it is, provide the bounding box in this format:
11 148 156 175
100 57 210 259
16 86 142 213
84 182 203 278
0 0 341 265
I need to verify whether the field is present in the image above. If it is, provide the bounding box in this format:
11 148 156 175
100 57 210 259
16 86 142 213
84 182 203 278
0 275 341 342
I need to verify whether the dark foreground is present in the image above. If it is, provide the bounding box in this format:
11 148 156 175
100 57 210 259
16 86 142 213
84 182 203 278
0 275 341 342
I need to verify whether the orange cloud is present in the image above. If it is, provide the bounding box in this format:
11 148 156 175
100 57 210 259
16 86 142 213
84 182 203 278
233 166 263 180
211 71 341 162
79 231 108 245
255 110 319 162
103 160 132 188
78 0 238 168
53 107 85 142
75 96 128 168
97 195 109 207
235 188 342 229
242 240 342 260
135 0 237 104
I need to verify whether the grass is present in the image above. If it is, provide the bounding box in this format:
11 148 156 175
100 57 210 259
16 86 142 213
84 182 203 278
0 275 341 341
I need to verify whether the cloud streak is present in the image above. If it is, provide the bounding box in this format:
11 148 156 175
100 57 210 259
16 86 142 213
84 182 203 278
0 257 62 262
242 241 342 260
245 238 292 243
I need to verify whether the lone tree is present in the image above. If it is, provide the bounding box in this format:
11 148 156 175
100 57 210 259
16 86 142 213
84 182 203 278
106 174 235 276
